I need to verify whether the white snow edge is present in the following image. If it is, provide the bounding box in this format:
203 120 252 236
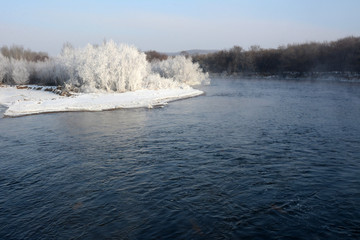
0 86 204 117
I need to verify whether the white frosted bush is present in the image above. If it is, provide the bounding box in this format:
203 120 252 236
0 54 9 83
151 55 209 86
1 55 32 84
143 73 188 90
33 59 68 85
12 60 29 85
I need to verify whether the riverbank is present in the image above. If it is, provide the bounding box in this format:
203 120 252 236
0 85 203 117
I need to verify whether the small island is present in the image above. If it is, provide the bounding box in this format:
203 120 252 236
0 40 208 117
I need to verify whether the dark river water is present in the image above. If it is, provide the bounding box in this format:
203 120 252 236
1 77 360 239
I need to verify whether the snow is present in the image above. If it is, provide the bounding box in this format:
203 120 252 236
0 86 203 117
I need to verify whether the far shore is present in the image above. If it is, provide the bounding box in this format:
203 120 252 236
208 71 360 81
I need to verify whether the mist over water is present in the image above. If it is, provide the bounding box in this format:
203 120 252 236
1 78 359 239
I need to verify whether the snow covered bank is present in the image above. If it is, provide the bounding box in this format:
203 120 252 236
0 86 203 117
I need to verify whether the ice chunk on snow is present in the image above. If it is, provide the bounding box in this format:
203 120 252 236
0 86 203 117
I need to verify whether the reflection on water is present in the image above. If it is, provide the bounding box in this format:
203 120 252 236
0 78 360 239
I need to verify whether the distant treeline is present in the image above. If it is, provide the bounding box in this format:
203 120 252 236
190 36 360 76
145 50 168 62
1 45 48 62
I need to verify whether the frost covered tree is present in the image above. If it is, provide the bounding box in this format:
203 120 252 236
59 40 149 92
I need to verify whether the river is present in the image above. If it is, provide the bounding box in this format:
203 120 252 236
1 77 359 239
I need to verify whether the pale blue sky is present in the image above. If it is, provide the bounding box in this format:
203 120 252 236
1 0 359 55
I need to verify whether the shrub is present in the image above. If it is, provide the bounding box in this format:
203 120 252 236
151 55 209 86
